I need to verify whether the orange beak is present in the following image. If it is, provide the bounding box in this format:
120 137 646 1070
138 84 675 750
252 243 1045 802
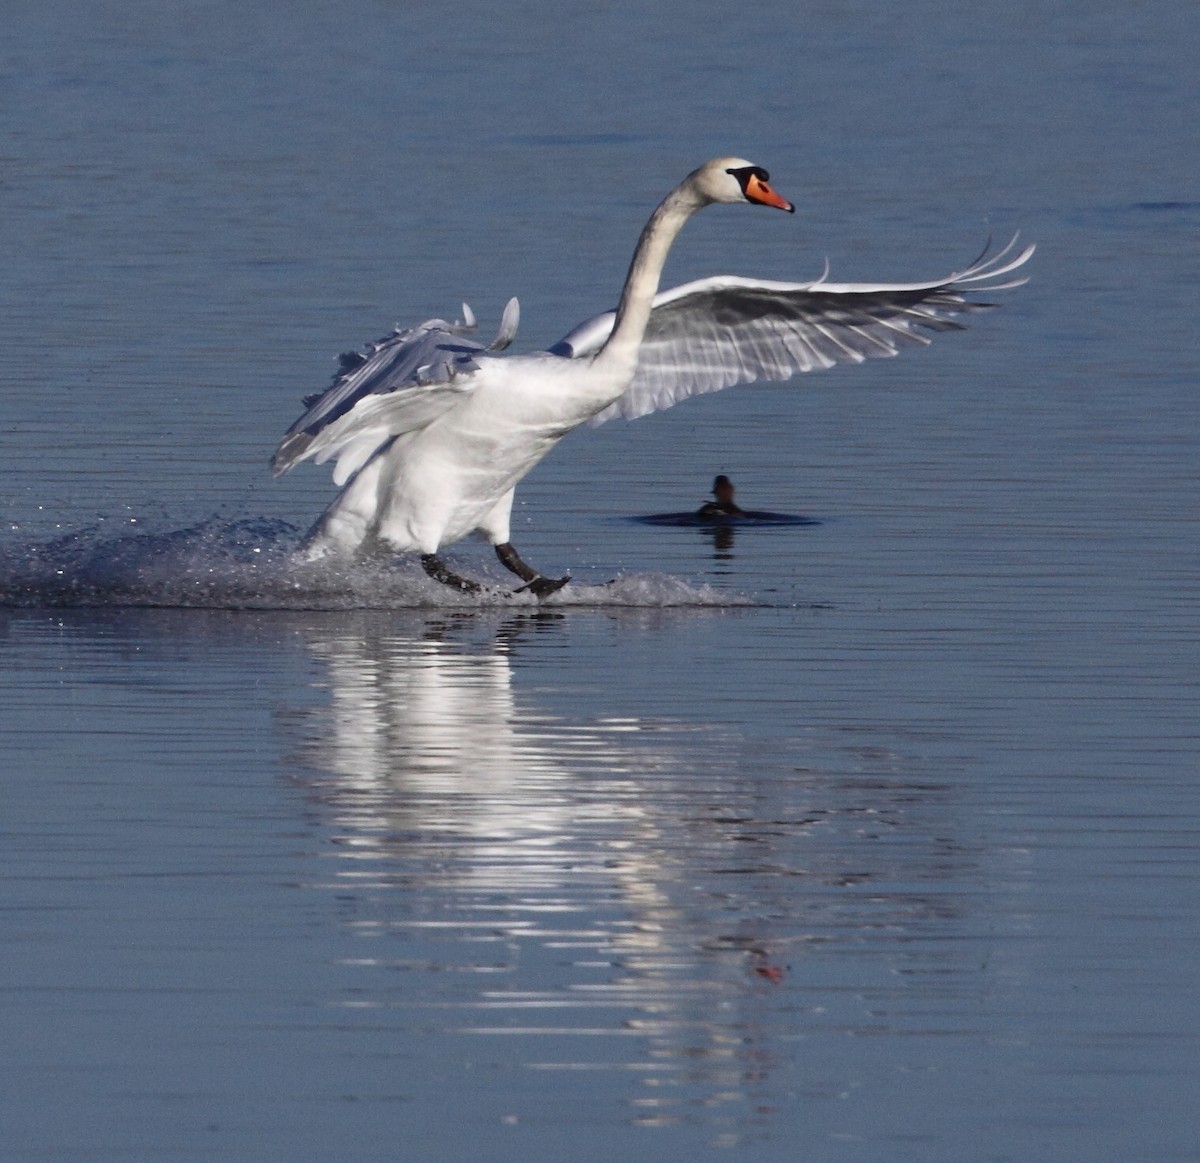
745 172 795 213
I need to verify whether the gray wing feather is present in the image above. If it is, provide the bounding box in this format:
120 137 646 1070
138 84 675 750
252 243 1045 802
549 236 1033 425
271 298 519 479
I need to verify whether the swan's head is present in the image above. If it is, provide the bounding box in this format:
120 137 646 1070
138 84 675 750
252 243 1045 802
689 157 795 213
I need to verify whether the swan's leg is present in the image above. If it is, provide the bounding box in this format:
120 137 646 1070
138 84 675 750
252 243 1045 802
421 554 483 594
299 457 387 561
494 542 571 598
476 488 569 599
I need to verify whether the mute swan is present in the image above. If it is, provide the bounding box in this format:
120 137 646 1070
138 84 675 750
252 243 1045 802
272 157 1032 597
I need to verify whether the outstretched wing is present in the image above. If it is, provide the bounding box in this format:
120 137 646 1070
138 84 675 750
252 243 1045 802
548 237 1033 425
271 298 519 485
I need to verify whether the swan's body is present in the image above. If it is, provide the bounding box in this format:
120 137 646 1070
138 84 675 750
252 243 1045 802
272 157 1032 595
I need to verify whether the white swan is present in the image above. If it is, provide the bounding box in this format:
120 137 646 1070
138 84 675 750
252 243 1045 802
272 157 1032 596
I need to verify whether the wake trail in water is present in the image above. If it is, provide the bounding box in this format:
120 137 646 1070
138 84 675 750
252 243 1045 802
0 517 750 610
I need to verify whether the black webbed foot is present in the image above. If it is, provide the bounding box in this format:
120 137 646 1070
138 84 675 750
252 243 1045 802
516 574 572 599
495 541 571 601
421 553 483 594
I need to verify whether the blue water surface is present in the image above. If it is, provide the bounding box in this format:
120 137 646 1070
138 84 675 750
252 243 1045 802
2 3 1198 1161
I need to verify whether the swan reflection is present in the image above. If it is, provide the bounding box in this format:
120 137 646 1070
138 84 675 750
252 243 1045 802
296 613 682 846
288 611 781 1121
284 611 1006 1138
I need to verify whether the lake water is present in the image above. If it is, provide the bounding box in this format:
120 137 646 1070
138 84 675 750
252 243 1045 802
2 2 1198 1160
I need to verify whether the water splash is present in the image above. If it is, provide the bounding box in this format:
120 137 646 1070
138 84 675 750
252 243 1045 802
0 517 749 610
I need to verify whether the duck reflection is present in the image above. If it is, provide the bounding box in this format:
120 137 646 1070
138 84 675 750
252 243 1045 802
703 521 737 558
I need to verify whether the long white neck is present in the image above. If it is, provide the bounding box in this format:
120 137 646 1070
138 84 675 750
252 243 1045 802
594 182 705 372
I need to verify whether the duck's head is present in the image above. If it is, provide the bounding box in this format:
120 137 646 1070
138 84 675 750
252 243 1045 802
712 474 736 503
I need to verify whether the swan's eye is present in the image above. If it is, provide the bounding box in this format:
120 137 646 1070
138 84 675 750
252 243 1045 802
728 166 794 213
726 165 771 194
